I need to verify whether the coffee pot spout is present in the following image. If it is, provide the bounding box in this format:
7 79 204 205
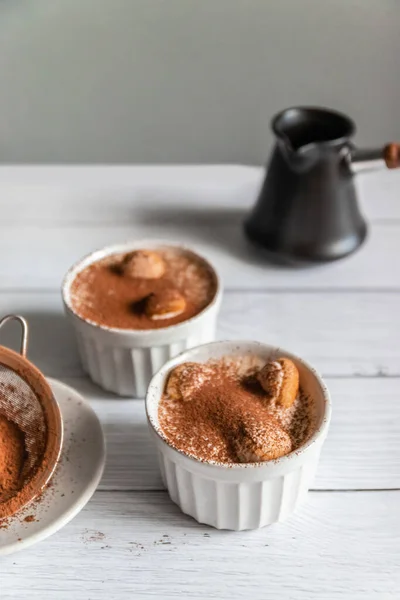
350 142 400 173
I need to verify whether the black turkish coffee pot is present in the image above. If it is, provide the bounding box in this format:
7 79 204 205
244 107 400 264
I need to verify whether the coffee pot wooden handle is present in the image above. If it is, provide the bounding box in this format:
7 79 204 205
351 143 400 171
384 143 400 169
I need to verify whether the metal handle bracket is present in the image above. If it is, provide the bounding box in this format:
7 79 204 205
0 314 29 357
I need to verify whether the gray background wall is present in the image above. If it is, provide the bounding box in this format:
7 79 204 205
0 0 399 164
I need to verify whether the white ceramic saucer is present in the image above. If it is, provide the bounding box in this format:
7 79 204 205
0 378 106 556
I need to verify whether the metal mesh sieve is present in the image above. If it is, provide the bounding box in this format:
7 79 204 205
0 315 63 518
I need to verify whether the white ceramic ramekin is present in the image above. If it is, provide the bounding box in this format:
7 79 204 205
62 241 222 397
146 340 331 530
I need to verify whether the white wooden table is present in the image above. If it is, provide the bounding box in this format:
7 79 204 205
1 166 399 599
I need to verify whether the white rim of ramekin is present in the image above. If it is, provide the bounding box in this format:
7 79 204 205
146 340 332 471
61 239 222 338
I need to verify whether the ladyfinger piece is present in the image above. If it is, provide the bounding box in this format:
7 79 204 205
122 249 166 279
233 417 292 462
257 357 299 408
165 362 210 402
145 288 186 320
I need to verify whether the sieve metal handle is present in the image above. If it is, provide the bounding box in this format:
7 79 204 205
0 314 29 357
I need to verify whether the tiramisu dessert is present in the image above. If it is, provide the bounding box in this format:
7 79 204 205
69 247 217 330
158 356 316 464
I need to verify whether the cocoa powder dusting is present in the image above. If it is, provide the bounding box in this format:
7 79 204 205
69 248 217 330
158 357 316 464
23 514 35 522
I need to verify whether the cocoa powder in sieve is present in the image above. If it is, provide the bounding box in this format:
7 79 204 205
0 408 53 520
0 414 26 503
